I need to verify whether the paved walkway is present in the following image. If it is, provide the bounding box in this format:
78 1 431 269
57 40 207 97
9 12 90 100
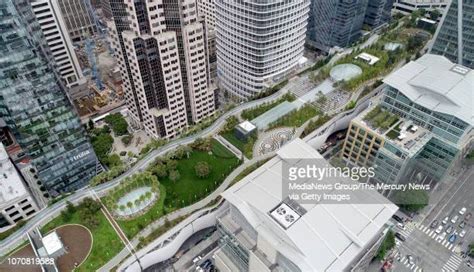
99 152 276 271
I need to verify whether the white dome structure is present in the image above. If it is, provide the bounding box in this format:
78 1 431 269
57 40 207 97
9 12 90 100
216 0 310 99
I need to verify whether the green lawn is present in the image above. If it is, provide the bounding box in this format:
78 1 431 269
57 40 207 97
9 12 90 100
114 184 167 239
241 93 296 120
160 140 241 208
221 132 255 159
41 209 123 272
268 104 320 129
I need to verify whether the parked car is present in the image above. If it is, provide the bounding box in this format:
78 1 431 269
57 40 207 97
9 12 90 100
459 207 467 215
395 232 406 242
430 220 439 228
459 230 466 238
392 214 404 223
438 232 447 241
435 225 444 234
446 225 454 234
201 260 212 269
448 233 457 243
442 216 449 225
451 215 459 224
193 256 202 264
397 223 406 230
459 221 466 229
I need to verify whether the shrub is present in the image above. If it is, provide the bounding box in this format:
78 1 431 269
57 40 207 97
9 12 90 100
169 170 181 182
121 135 133 146
190 137 212 152
120 151 127 156
91 133 114 163
195 161 211 178
375 231 395 260
104 113 129 136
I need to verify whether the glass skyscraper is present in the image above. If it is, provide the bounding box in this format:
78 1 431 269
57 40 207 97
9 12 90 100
430 0 474 69
307 0 369 52
0 0 98 195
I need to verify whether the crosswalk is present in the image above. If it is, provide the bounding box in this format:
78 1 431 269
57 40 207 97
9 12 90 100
417 224 457 252
394 252 423 272
397 222 417 238
441 254 463 272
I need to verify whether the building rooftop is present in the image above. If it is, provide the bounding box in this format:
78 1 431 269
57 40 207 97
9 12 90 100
221 139 398 272
237 121 256 133
383 54 473 126
355 52 380 65
0 143 28 205
42 231 64 256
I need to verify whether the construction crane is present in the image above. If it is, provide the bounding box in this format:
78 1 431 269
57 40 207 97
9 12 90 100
84 0 113 54
82 28 103 90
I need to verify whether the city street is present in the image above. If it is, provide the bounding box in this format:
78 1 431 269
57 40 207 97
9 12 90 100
391 166 474 272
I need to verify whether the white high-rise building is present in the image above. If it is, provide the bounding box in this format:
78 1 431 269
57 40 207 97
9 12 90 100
108 0 215 139
216 0 310 99
31 0 87 93
197 0 216 31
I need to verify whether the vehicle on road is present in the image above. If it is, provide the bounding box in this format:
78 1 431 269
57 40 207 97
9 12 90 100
438 232 447 241
392 215 404 223
459 221 466 229
397 223 405 230
465 212 472 221
446 225 454 234
459 207 467 215
448 233 457 243
193 256 202 264
395 232 406 242
451 215 459 224
442 216 449 225
430 220 438 228
201 260 212 269
407 255 415 265
435 225 444 234
459 230 466 238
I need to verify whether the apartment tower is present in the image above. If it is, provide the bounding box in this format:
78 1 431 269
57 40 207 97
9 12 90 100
108 0 215 139
1 0 98 195
430 0 474 69
216 0 310 99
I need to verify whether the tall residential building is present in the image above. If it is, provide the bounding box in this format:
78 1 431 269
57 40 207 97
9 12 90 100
216 0 310 99
364 0 394 28
0 143 40 231
108 0 215 139
307 0 369 52
341 54 473 185
214 139 398 271
1 0 98 195
393 0 449 15
30 0 88 96
56 0 96 42
197 0 216 31
100 0 112 19
430 0 474 69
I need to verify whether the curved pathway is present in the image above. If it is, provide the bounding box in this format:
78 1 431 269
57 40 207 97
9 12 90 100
0 89 286 257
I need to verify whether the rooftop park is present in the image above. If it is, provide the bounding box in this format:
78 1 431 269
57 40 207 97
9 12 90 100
220 116 257 159
240 93 296 120
267 103 321 130
41 198 123 272
363 106 399 132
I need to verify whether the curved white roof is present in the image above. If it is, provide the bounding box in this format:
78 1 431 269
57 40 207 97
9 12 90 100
383 54 473 126
222 139 398 272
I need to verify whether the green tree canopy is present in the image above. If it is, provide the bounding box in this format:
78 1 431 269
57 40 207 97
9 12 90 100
195 161 211 178
393 188 429 212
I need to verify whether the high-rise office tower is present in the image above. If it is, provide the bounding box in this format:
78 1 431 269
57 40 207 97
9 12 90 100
216 0 310 99
30 0 88 97
364 0 393 28
392 0 449 15
430 0 474 69
1 0 98 195
197 0 216 31
100 0 112 19
108 0 216 139
56 0 96 42
307 0 369 52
